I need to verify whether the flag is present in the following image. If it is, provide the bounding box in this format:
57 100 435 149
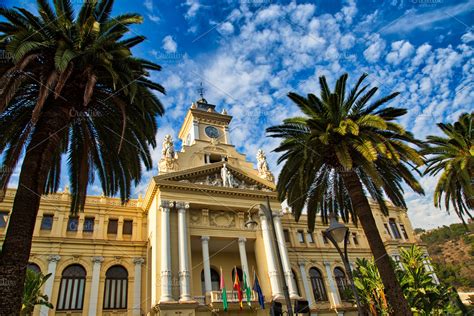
243 271 252 306
233 267 243 309
220 267 228 311
252 269 265 309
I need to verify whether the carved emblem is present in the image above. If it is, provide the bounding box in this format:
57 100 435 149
209 211 235 228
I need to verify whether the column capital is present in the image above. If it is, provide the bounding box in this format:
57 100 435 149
159 200 172 209
272 211 283 218
47 254 61 263
323 261 331 267
238 237 247 243
298 261 306 268
201 236 210 242
175 201 190 210
133 257 145 265
91 256 104 264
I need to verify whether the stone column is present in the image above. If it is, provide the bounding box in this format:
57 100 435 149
160 200 173 302
201 236 212 294
40 255 60 315
177 202 192 302
238 237 251 286
298 261 313 308
324 261 341 307
132 257 145 316
273 213 299 298
88 256 104 315
423 256 440 284
260 212 283 298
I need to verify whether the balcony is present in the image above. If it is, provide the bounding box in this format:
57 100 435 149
207 290 260 310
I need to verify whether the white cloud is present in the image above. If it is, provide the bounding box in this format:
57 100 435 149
218 22 234 35
363 35 386 63
382 0 474 34
461 31 474 43
162 35 177 53
386 40 414 65
184 0 201 19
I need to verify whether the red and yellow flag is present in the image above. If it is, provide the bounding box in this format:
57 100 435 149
233 267 243 309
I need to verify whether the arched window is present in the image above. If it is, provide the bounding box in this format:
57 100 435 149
292 269 300 296
309 267 328 302
334 267 349 301
104 265 128 310
201 268 220 293
231 267 243 283
57 264 86 310
27 263 41 273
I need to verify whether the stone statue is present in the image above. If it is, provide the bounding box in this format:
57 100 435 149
159 135 178 174
256 149 275 182
221 163 230 187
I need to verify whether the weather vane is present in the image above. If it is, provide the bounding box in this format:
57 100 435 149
197 82 205 99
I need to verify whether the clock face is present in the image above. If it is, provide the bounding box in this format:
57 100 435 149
205 126 220 139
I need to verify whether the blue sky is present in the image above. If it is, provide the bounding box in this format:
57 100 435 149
3 0 473 229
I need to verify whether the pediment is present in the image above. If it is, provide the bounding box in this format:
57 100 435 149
154 161 274 192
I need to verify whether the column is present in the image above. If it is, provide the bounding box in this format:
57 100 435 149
238 238 251 286
177 201 192 302
324 261 341 307
160 200 173 302
423 256 440 284
224 126 231 144
201 236 212 294
260 212 283 298
88 256 104 315
40 255 60 315
298 261 313 308
273 213 299 298
132 257 145 316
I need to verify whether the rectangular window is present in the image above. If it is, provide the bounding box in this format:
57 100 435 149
322 232 329 244
0 211 9 228
67 217 78 231
307 232 315 243
352 232 359 245
389 218 402 239
40 214 54 230
399 224 409 239
107 219 118 234
297 230 305 243
283 229 291 243
123 220 133 235
83 217 94 233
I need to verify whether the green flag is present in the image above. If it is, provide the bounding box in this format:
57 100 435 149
220 267 228 311
243 271 252 306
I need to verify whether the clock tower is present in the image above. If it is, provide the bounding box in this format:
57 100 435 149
178 97 232 146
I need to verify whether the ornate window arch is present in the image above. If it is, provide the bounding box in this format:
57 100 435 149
103 265 128 310
27 262 41 273
57 264 86 310
334 267 349 301
309 267 328 302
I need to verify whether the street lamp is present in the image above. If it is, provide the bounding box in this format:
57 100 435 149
323 213 363 316
244 196 293 316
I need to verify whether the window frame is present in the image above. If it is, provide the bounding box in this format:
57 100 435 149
0 210 9 228
103 265 128 310
57 264 86 311
297 230 305 243
334 267 349 301
40 214 54 231
388 218 402 239
83 217 95 233
309 267 328 302
107 219 118 234
122 219 133 235
66 217 79 232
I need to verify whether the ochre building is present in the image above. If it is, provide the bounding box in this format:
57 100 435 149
0 98 435 316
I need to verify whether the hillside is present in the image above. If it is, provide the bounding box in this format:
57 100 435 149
415 222 474 291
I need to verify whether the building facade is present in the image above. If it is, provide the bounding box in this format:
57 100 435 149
0 98 434 316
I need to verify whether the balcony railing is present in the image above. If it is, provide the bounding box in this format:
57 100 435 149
209 290 257 303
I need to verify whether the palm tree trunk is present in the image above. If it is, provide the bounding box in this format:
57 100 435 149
0 105 70 315
341 171 412 316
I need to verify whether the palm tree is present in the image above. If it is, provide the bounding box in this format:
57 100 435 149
21 269 53 316
0 0 165 313
423 112 473 225
267 73 425 315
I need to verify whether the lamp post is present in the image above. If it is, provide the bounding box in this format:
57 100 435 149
323 213 363 316
244 196 293 316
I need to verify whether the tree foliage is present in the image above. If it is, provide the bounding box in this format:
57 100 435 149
423 112 474 225
21 269 53 315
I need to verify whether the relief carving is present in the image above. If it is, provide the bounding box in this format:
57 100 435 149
209 211 235 228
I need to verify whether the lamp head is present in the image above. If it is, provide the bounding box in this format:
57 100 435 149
244 219 258 230
326 213 348 243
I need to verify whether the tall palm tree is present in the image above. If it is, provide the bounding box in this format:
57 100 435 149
267 73 425 315
0 0 165 313
423 112 473 225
